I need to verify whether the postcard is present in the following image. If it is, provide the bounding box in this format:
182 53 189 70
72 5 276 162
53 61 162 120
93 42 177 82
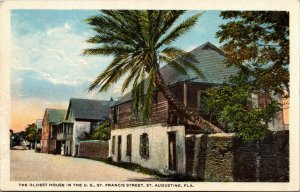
0 0 299 191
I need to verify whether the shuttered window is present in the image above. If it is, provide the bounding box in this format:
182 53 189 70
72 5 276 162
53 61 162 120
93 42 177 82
140 133 149 158
126 134 132 156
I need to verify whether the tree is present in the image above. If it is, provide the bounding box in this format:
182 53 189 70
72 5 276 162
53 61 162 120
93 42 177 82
77 131 92 141
24 123 37 143
206 11 289 141
83 10 223 133
216 11 289 95
78 120 111 141
91 119 110 141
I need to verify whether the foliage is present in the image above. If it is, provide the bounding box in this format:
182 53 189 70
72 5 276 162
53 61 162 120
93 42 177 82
206 70 280 141
206 11 289 141
91 119 110 141
24 123 37 142
77 131 92 141
83 10 203 123
78 120 110 141
216 11 289 95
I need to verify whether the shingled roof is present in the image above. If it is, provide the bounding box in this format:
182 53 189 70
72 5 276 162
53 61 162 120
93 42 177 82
115 42 238 105
44 109 66 124
160 42 238 85
67 98 115 121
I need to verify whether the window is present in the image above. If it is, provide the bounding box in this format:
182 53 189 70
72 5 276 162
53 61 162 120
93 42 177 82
197 90 208 114
140 133 149 158
113 106 120 123
257 92 271 108
126 134 132 156
112 136 116 154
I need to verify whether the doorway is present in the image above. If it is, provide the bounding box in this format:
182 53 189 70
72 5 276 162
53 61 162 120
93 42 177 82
168 132 177 170
117 135 122 162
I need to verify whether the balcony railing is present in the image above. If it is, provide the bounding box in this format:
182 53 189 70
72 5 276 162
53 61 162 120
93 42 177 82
57 133 72 141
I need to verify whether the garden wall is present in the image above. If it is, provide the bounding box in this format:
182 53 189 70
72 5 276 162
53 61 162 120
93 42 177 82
185 131 289 182
78 140 109 160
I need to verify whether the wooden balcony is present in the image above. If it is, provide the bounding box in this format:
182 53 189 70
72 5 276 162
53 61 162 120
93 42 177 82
57 133 72 141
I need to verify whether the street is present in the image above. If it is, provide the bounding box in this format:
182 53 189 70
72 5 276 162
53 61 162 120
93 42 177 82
10 150 159 181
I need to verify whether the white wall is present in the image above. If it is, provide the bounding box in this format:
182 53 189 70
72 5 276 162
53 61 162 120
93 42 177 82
110 124 186 175
71 121 90 156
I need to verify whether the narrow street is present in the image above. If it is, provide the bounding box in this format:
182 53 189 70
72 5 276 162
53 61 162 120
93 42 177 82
10 150 159 181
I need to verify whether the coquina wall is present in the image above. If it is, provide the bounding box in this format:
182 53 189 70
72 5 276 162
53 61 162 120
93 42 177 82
78 140 109 160
186 131 289 182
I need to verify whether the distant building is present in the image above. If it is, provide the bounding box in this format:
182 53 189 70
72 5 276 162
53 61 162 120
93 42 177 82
56 98 115 156
40 108 66 154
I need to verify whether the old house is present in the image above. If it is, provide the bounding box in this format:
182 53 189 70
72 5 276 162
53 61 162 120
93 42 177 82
61 98 114 156
108 42 287 175
40 108 66 154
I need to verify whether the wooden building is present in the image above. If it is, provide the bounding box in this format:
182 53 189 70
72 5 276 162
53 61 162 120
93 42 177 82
109 42 239 175
109 42 288 175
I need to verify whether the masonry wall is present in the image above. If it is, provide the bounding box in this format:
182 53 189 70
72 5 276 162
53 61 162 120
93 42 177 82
78 140 109 160
186 131 289 182
110 124 186 175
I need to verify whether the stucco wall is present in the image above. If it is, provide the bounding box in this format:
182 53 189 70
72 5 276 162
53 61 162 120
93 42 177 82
110 124 186 175
72 121 91 156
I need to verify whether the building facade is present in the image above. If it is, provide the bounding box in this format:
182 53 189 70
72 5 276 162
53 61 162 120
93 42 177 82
109 42 239 175
40 108 66 154
109 42 288 175
63 98 114 156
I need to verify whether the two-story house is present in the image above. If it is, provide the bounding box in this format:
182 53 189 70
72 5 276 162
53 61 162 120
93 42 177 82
40 108 66 154
108 42 287 175
62 98 114 156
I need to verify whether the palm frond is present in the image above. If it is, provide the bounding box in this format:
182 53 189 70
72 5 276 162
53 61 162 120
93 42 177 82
82 45 134 56
155 13 202 49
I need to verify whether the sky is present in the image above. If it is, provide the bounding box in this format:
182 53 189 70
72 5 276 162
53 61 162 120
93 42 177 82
11 10 226 132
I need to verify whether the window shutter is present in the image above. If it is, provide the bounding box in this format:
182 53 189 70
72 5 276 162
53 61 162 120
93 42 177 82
140 135 143 156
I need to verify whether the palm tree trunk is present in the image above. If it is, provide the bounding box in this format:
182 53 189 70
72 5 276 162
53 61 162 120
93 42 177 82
155 70 224 133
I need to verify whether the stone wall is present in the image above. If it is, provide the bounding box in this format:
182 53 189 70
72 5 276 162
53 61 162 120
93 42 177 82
186 131 289 182
78 140 109 160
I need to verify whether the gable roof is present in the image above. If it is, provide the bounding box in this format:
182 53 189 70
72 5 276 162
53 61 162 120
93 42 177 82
44 108 66 124
66 98 115 121
115 42 238 105
160 42 237 85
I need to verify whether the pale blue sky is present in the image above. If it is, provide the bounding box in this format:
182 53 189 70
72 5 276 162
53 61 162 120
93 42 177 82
11 10 226 128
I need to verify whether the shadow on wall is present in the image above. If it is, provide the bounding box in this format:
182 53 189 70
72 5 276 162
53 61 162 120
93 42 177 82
233 131 289 182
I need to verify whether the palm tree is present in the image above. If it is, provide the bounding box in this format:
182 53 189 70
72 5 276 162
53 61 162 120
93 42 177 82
83 10 223 133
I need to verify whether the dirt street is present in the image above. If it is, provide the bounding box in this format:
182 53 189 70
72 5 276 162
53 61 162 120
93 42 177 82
10 150 159 181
